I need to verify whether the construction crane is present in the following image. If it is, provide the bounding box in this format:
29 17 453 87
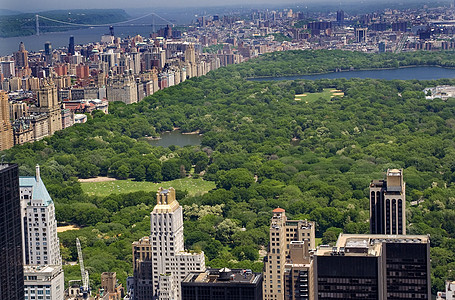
76 238 90 299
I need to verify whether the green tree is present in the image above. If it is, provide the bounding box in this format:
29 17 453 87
232 245 259 261
162 159 180 181
216 168 254 190
131 164 146 181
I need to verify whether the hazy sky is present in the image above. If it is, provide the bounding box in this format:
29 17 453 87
2 0 439 13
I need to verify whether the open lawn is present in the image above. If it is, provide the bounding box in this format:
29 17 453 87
80 178 216 197
295 88 344 102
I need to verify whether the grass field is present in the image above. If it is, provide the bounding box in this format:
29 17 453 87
80 178 216 197
295 88 344 102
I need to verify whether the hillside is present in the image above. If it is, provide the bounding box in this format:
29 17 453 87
0 9 129 37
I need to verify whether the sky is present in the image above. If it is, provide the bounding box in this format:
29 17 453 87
1 0 443 13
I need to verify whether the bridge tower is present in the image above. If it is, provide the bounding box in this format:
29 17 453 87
36 14 39 36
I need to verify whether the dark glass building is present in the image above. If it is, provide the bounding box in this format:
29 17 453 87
316 255 379 299
336 10 344 26
68 36 75 55
314 234 431 300
181 268 263 300
0 163 24 300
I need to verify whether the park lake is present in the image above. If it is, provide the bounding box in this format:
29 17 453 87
147 130 202 147
249 66 455 81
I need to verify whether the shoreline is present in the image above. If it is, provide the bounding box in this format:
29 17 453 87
245 64 455 80
143 128 202 140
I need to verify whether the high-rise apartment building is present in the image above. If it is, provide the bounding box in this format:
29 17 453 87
263 208 315 300
0 163 25 300
132 187 205 300
284 241 314 300
14 42 29 69
44 41 53 65
184 44 196 65
23 265 64 300
370 169 406 235
336 10 344 26
32 83 62 136
68 36 75 56
355 28 367 43
1 60 16 78
0 90 14 151
19 165 62 266
314 234 431 300
100 272 125 299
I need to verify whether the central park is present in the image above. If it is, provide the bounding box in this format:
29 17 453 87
3 49 455 293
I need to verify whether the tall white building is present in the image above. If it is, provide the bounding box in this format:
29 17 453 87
132 187 205 300
19 165 61 266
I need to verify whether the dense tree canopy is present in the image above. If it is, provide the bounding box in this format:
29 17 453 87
3 50 455 293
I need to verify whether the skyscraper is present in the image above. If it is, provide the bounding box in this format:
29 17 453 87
336 10 344 26
68 36 75 56
0 90 14 151
33 82 62 136
284 241 314 300
370 169 406 235
314 234 431 300
44 41 53 65
0 163 25 300
20 165 64 300
184 44 196 65
263 208 315 300
355 28 367 43
132 187 205 300
14 42 29 69
19 165 62 266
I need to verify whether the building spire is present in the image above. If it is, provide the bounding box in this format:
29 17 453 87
35 164 40 182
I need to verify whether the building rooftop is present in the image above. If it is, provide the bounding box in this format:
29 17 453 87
182 268 261 285
316 234 430 257
24 265 62 275
273 207 285 213
19 166 53 206
153 187 179 213
0 163 12 171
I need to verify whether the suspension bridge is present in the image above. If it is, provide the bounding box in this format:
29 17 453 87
33 12 175 36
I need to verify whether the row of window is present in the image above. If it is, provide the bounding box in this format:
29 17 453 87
24 289 51 294
31 208 46 213
24 285 50 288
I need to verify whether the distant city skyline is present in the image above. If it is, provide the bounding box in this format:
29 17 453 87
2 0 446 13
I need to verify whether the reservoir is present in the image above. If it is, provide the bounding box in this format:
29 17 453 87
147 130 202 148
248 66 455 81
